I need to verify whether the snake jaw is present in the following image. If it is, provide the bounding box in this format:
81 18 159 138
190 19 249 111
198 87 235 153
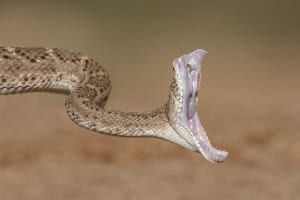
172 49 228 163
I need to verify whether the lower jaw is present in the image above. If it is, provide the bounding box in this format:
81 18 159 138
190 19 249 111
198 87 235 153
187 111 228 163
188 112 210 146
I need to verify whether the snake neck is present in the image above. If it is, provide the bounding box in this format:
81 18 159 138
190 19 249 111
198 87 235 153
66 93 170 138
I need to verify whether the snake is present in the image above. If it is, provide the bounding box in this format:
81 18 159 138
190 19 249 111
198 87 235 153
0 47 227 163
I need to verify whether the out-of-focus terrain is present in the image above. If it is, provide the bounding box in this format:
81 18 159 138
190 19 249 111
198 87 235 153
0 1 299 199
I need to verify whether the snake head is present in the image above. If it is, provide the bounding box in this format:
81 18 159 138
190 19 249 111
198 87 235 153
168 49 228 163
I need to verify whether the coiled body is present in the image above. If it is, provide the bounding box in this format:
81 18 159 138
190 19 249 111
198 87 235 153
0 47 191 149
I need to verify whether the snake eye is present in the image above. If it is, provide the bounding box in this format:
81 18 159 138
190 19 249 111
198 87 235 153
187 64 194 74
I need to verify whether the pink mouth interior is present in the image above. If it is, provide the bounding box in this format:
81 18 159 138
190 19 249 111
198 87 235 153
173 49 228 163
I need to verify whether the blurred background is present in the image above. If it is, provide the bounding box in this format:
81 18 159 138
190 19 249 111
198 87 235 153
0 0 299 199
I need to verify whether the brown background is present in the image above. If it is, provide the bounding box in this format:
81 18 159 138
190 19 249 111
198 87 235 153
0 1 299 199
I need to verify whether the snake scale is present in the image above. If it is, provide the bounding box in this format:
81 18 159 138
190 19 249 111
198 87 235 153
0 47 227 163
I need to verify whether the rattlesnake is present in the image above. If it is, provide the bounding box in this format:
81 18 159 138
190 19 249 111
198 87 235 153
0 47 227 163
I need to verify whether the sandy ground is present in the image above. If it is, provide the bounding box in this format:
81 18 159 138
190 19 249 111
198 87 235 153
0 71 299 200
0 1 299 199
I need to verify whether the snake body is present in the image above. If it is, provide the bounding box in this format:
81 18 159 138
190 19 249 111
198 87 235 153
0 47 227 163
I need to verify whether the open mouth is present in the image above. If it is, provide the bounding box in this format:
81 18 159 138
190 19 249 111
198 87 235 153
173 49 228 163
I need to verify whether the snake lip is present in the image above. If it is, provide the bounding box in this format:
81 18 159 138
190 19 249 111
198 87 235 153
173 49 228 163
